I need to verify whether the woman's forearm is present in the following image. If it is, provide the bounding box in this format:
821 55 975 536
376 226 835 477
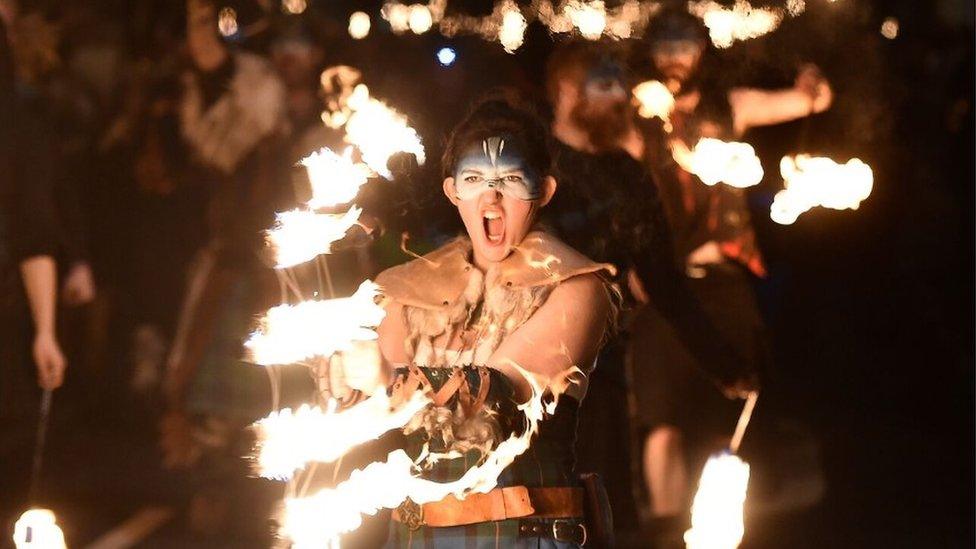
19 255 58 335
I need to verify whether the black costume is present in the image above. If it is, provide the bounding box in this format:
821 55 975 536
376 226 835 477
631 83 769 451
544 139 752 527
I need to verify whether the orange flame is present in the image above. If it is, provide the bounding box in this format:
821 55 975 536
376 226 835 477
672 138 764 188
267 206 363 268
684 452 750 549
254 391 431 480
280 365 575 546
771 154 874 225
245 281 385 366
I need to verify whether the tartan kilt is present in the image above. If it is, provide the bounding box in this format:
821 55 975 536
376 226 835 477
384 367 584 548
386 517 584 548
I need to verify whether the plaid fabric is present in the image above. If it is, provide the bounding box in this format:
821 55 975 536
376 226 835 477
386 517 584 548
387 367 583 547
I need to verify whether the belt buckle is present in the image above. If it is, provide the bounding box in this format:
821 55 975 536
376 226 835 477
551 519 587 545
397 498 424 531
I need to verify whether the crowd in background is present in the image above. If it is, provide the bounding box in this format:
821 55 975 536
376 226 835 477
0 0 972 547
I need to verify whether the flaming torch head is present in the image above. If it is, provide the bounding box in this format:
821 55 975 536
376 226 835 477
684 452 750 549
633 80 675 125
13 509 66 549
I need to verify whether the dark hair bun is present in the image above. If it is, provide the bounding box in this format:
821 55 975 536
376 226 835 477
442 88 551 179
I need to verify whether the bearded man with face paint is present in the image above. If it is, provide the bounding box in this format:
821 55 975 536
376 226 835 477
627 10 832 541
544 40 759 536
374 94 617 548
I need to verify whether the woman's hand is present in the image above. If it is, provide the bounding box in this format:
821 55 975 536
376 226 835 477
33 331 66 390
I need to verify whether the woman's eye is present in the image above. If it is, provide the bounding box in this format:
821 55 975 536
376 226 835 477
464 176 482 184
504 175 524 184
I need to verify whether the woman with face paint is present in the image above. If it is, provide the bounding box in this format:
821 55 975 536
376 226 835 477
374 93 618 547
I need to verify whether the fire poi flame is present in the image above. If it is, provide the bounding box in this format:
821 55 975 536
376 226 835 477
13 509 66 549
771 154 874 225
687 0 784 48
301 148 372 209
633 80 676 127
684 452 751 549
672 138 764 188
280 365 567 547
343 84 427 178
253 391 432 480
245 280 385 366
267 206 363 268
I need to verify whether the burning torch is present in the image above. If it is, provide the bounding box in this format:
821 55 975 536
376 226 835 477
684 391 758 549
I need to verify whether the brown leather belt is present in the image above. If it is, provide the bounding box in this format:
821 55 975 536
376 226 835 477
392 486 585 529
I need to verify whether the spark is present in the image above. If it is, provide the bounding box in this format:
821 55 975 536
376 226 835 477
687 0 783 48
253 391 432 480
300 147 372 209
565 0 608 40
266 206 363 268
771 155 874 224
218 7 239 37
13 509 66 549
880 17 899 40
282 0 307 15
498 2 529 53
245 280 385 366
672 138 764 188
349 11 372 39
684 452 750 549
436 46 458 66
409 4 434 34
786 0 806 17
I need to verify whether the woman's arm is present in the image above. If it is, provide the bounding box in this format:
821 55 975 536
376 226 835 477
488 274 611 401
376 300 409 367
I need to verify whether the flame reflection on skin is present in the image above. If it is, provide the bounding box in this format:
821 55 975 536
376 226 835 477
684 452 750 549
245 281 385 366
13 509 66 549
267 206 363 268
687 0 783 48
672 138 764 188
254 391 431 480
771 154 874 225
280 366 572 546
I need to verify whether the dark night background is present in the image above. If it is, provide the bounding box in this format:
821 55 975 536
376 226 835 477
0 0 973 547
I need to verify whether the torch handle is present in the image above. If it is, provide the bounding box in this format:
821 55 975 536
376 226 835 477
729 391 758 455
28 389 54 504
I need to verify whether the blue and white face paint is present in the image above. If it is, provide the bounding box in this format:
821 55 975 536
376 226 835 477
453 136 542 201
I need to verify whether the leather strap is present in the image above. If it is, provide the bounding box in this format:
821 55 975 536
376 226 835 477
392 486 585 528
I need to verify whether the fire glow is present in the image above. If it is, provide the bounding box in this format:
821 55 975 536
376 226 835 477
633 80 676 128
343 85 427 178
245 281 385 366
13 509 66 549
771 154 874 225
684 452 751 549
267 206 363 269
673 138 764 188
253 391 432 480
279 366 557 546
687 0 784 48
300 147 372 209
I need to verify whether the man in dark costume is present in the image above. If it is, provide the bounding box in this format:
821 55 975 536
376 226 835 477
543 40 758 537
630 8 832 544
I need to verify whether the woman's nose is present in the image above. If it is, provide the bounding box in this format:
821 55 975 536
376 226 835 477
482 189 502 204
